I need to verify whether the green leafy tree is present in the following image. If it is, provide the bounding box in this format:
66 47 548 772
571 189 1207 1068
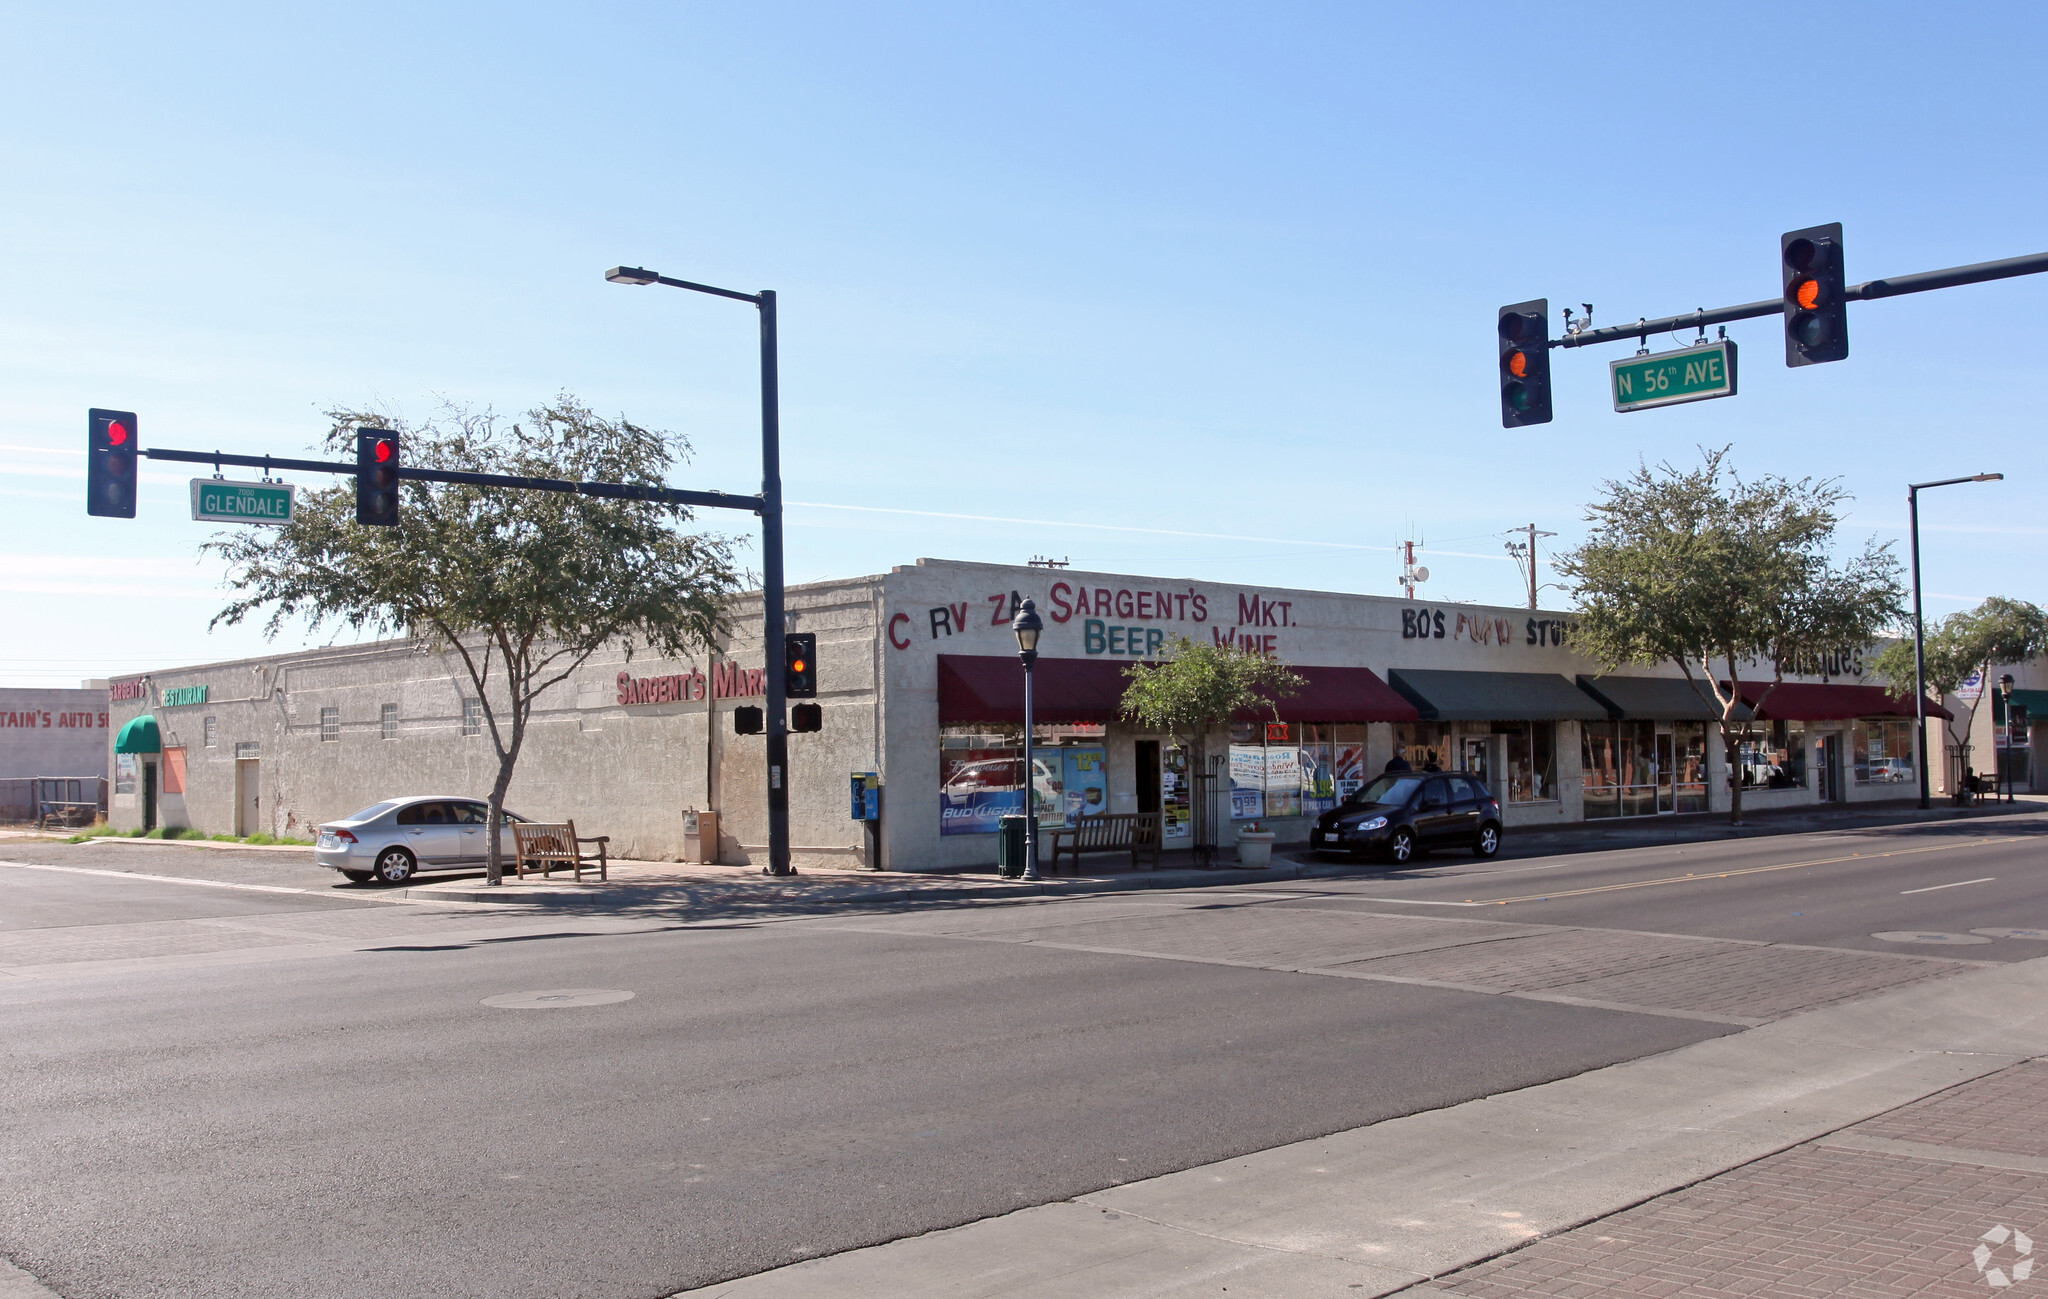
1556 447 1905 824
1119 638 1304 844
207 394 743 883
1872 597 2048 774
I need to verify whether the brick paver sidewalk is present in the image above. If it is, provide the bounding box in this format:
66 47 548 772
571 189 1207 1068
1419 1059 2048 1298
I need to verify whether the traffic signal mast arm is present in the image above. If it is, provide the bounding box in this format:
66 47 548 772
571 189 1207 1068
137 446 765 514
1553 248 2048 350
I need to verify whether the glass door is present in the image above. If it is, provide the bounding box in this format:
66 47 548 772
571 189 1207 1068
1655 732 1676 813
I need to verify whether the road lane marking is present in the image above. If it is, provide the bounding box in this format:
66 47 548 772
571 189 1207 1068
1901 877 1996 894
1463 837 2023 906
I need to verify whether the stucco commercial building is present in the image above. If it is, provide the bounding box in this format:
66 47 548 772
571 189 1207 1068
107 558 1942 866
1 685 111 822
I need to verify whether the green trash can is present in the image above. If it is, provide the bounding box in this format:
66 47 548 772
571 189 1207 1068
996 815 1029 877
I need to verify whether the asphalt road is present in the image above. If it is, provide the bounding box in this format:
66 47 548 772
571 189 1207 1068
3 814 2045 1298
1275 813 2048 957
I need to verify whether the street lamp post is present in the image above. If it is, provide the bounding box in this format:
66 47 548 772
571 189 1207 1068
605 265 793 877
1012 599 1043 883
1907 472 2003 810
2000 673 2016 803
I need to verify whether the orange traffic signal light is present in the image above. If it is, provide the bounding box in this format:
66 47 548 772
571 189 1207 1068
1782 225 1847 366
1497 300 1552 426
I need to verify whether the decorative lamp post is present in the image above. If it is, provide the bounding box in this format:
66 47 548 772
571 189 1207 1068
1012 598 1043 882
2001 673 2016 803
1907 472 2003 808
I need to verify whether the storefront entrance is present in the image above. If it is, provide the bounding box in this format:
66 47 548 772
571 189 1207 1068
235 759 260 836
1815 734 1845 802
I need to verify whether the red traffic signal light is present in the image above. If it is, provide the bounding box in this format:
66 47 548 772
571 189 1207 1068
791 703 822 732
355 429 401 526
1782 224 1848 366
87 408 139 518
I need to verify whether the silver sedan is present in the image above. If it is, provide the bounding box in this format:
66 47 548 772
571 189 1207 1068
313 796 531 885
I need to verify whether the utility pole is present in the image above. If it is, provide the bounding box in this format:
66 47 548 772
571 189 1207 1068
1503 525 1557 609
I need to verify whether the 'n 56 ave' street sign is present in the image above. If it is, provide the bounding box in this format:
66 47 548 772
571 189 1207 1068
1609 340 1738 413
190 478 296 525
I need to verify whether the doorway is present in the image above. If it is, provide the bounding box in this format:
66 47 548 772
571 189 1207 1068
142 761 157 832
1461 736 1495 790
1655 732 1675 813
1135 740 1161 817
235 759 261 836
1815 734 1845 802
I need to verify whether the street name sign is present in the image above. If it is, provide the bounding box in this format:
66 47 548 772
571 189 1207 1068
190 478 296 525
1609 340 1738 413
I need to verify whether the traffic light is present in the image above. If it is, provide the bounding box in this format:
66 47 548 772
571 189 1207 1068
87 408 138 518
791 703 822 732
733 706 764 735
785 632 817 699
1497 300 1552 427
1781 223 1848 366
355 429 401 526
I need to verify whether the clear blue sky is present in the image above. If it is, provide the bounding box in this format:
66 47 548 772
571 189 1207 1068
4 2 2043 685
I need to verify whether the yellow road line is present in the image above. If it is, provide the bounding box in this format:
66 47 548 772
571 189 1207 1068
1469 836 2025 905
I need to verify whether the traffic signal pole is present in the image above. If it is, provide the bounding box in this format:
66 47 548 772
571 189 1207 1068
758 289 794 878
1551 248 2048 352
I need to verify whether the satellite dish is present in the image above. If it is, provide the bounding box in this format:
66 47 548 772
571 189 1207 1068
1414 566 1430 582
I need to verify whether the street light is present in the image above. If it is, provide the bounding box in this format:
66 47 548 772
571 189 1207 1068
1907 472 2003 809
605 263 793 877
1012 598 1043 883
2000 673 2016 803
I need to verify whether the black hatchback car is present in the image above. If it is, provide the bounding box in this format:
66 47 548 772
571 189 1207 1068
1309 771 1503 863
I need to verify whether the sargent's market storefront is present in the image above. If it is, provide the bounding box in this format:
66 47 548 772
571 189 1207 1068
106 558 1944 870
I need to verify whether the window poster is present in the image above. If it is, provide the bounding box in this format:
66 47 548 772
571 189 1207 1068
940 749 1022 836
1229 744 1265 820
115 753 137 796
1061 746 1108 824
1161 745 1191 839
1264 745 1302 818
1335 742 1366 800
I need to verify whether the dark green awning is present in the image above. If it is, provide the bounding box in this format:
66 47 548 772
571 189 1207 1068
1576 675 1751 722
1387 670 1610 722
115 714 161 754
1995 688 2048 722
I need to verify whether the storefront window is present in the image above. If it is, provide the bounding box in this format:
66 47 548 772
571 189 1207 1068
1672 722 1709 813
1734 720 1806 790
939 726 1069 835
1228 721 1354 820
1389 722 1453 773
1583 721 1656 819
1496 721 1555 802
1852 718 1915 786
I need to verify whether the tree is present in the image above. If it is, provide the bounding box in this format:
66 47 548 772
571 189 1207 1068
1872 597 2048 782
207 394 743 883
1556 447 1905 825
1119 638 1304 851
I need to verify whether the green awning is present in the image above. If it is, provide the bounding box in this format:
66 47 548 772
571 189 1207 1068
115 714 161 754
1995 689 2048 722
1576 674 1751 722
1387 669 1611 722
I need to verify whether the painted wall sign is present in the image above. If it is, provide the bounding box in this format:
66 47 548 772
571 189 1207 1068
616 662 763 705
1 710 106 729
161 685 208 707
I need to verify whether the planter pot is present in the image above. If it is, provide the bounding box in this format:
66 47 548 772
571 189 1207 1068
1235 830 1276 869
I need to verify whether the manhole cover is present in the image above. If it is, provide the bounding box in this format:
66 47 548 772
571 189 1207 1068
481 989 635 1009
1871 931 1994 945
1971 928 2048 940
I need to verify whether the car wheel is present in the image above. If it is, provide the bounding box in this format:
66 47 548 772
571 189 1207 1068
340 870 374 884
1473 822 1502 858
372 848 416 885
1386 828 1418 864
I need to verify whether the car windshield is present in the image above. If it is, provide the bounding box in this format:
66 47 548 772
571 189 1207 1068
339 801 399 823
1343 774 1425 808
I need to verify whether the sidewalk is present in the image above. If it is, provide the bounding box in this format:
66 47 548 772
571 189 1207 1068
679 949 2048 1298
411 796 2045 910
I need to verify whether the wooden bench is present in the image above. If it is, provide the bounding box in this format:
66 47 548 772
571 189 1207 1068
511 820 610 882
1046 812 1162 874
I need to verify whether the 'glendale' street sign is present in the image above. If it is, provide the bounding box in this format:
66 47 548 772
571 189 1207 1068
1609 340 1739 413
189 478 297 525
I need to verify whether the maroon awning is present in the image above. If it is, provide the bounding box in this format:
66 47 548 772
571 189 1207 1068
936 655 1418 725
1733 681 1951 722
